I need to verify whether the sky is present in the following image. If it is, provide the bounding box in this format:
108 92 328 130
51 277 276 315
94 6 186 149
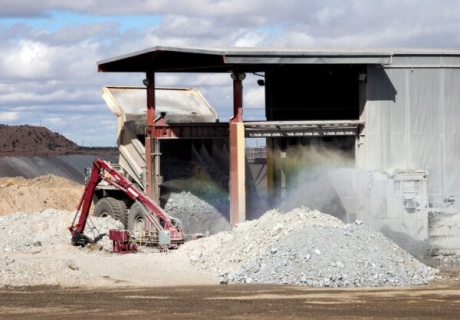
1 0 460 147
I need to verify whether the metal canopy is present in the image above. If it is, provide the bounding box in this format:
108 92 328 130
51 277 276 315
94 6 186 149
97 46 394 73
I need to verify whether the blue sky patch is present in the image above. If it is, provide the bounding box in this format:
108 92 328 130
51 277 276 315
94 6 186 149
1 10 163 33
254 23 286 36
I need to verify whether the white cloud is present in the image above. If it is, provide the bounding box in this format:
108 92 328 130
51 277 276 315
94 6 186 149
45 117 66 126
2 40 52 79
0 0 275 17
234 30 269 47
1 88 95 105
315 6 346 26
0 39 100 81
0 112 19 122
244 87 265 109
1 0 460 146
156 73 229 88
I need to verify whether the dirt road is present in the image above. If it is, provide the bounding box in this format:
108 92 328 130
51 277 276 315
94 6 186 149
1 281 460 319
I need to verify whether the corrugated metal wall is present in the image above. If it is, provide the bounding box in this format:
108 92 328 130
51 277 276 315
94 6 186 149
359 57 460 197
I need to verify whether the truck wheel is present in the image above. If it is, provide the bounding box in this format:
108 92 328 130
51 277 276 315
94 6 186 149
128 203 162 234
117 200 128 228
127 203 146 235
94 197 125 225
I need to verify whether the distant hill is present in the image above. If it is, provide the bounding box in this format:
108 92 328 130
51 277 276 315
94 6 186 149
0 124 117 156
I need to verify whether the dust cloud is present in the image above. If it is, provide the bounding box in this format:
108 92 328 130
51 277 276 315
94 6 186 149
273 143 355 222
266 143 435 261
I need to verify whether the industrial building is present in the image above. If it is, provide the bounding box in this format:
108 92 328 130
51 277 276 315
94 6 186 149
98 47 460 258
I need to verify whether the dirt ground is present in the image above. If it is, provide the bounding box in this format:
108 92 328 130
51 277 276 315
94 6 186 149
0 175 84 215
1 280 460 320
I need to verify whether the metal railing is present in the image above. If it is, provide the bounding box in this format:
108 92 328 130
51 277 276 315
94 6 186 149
245 147 267 160
428 194 456 209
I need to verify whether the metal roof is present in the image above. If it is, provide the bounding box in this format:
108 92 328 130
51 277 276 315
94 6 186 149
97 46 460 73
97 46 396 73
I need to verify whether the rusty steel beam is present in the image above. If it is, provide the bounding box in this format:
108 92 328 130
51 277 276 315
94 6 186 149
145 71 163 205
145 71 155 202
232 74 243 122
149 123 229 139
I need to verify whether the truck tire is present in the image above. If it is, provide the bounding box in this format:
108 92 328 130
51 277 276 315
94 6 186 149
117 200 128 228
93 197 126 225
127 203 161 234
127 203 146 235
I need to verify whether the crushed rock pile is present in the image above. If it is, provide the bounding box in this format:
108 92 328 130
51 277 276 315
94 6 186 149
179 207 440 287
164 191 230 235
0 209 122 252
161 156 230 236
0 209 125 287
0 207 440 289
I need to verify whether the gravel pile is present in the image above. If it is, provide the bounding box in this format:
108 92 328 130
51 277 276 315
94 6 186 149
0 209 125 287
0 206 440 288
164 191 230 235
161 156 231 236
0 209 122 252
180 207 440 287
115 153 232 238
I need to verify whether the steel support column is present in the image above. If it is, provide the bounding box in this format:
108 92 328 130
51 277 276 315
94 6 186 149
229 72 246 226
357 68 367 168
266 138 274 208
145 71 160 204
230 122 245 226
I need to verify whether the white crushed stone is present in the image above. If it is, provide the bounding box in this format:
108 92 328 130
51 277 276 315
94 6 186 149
177 207 440 287
0 209 125 288
164 191 231 235
0 209 122 252
0 206 441 288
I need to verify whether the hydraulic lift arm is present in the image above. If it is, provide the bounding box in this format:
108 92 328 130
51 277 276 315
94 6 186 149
68 158 103 245
68 158 185 248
